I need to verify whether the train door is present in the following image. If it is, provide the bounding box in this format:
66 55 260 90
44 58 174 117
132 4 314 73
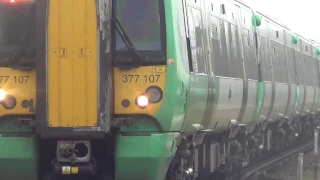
47 0 98 128
294 39 305 114
302 42 315 114
237 7 258 124
268 24 289 120
311 46 319 113
316 49 320 112
285 33 298 118
181 0 210 132
257 19 273 122
36 0 112 135
206 1 244 130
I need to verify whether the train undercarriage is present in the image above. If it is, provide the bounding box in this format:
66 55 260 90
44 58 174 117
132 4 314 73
166 112 320 180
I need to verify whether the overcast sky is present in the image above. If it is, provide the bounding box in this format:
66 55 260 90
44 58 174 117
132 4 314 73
243 0 320 43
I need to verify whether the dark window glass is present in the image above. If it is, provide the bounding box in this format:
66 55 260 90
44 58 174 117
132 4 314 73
303 55 314 86
271 41 288 83
178 0 189 71
209 13 242 79
295 51 304 85
260 35 272 81
186 6 206 74
313 58 319 87
115 0 162 51
229 24 242 78
210 16 228 77
287 48 296 84
244 31 258 80
215 17 230 77
0 1 35 67
317 59 320 87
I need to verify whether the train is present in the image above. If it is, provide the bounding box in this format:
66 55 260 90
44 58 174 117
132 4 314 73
0 0 319 179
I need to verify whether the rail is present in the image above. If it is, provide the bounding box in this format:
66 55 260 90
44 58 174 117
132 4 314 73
227 141 314 180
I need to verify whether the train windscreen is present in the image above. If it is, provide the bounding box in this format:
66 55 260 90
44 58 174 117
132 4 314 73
0 0 36 67
115 0 163 51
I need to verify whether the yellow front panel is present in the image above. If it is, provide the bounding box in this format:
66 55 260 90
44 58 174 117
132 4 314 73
0 68 36 116
48 0 98 127
114 66 166 115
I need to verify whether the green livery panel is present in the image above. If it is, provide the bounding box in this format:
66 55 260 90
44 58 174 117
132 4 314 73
115 133 180 180
0 137 38 180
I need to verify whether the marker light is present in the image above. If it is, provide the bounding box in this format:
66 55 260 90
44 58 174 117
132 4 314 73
0 0 33 3
2 95 17 110
0 89 7 101
136 95 149 108
146 86 163 103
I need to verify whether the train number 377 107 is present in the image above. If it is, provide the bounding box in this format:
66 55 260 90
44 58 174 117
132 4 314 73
0 76 30 84
122 74 160 83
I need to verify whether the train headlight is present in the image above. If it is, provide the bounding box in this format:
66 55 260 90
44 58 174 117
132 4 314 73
0 89 7 101
145 86 163 103
136 95 149 108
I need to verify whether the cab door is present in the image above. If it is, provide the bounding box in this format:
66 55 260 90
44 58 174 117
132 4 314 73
47 0 98 127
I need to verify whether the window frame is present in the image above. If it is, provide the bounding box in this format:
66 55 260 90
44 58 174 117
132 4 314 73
111 0 167 66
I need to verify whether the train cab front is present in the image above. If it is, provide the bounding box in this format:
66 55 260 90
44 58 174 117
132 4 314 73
112 0 167 128
35 0 113 179
111 0 183 180
0 1 37 180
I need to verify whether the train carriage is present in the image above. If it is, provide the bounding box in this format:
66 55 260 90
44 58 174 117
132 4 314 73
0 0 320 180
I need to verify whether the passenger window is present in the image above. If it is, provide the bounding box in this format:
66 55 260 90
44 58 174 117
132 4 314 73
295 51 304 85
178 0 189 71
209 11 242 79
271 41 286 83
313 57 318 86
186 6 206 74
260 35 272 81
317 59 320 87
288 48 296 84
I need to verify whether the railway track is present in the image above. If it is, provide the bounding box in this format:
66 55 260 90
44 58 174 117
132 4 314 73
227 141 314 180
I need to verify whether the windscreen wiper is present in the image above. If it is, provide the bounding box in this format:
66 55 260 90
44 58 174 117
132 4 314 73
112 17 143 69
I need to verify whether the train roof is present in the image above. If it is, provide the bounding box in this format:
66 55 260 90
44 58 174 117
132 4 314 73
233 0 320 48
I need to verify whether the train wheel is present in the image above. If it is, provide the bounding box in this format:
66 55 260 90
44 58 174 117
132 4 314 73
42 172 57 180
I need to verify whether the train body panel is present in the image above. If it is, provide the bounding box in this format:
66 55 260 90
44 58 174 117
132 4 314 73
241 79 257 124
313 86 319 113
287 84 297 117
318 88 320 111
115 132 180 180
270 83 289 119
302 45 316 113
297 85 305 113
182 74 208 132
0 137 38 180
305 86 315 113
312 54 319 113
260 81 272 120
209 77 243 130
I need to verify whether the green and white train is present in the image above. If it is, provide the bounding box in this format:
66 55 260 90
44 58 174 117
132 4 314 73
0 0 319 179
